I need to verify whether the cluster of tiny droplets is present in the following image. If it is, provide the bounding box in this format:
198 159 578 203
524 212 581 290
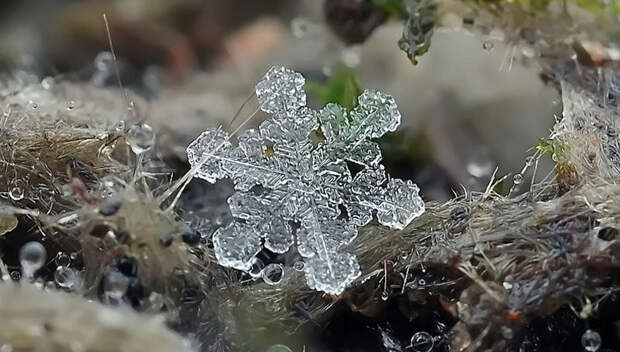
15 243 82 290
187 66 425 294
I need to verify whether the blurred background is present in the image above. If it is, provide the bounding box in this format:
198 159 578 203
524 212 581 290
0 0 559 201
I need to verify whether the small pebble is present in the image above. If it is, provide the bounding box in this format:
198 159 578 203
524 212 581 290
99 201 122 216
116 256 138 277
181 228 201 246
160 233 174 247
450 205 470 221
597 227 618 241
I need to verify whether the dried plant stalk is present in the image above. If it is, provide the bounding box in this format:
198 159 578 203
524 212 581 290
0 284 193 352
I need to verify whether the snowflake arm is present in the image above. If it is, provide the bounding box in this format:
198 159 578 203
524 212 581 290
255 66 306 118
186 128 233 183
343 166 425 229
317 90 400 167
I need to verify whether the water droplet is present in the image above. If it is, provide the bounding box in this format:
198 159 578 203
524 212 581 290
513 173 523 185
381 290 390 301
262 263 284 285
266 344 293 352
101 270 129 304
126 122 155 155
290 17 310 39
341 46 361 67
54 266 80 290
482 41 494 52
127 100 136 116
466 156 493 178
19 241 46 280
322 63 333 77
54 252 71 267
41 76 55 90
501 326 513 339
66 100 76 111
582 329 601 352
103 230 118 246
101 176 124 196
9 184 24 201
409 331 434 352
522 47 535 58
143 66 163 93
113 120 126 132
214 216 225 226
293 260 305 271
525 156 535 167
27 100 38 110
9 270 21 281
95 51 114 71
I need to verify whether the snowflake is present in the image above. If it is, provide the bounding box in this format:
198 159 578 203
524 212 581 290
187 66 425 294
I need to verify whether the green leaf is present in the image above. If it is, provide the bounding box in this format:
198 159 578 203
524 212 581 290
536 137 565 161
373 0 408 17
305 65 364 111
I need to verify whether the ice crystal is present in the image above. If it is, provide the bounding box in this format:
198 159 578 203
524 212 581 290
187 66 425 294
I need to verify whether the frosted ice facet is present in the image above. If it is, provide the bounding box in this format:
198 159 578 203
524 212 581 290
260 107 318 146
377 179 425 230
187 66 425 294
186 129 232 183
255 66 306 117
350 89 401 139
303 251 361 295
317 90 398 166
212 222 262 271
318 103 349 142
297 219 357 258
343 166 388 226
